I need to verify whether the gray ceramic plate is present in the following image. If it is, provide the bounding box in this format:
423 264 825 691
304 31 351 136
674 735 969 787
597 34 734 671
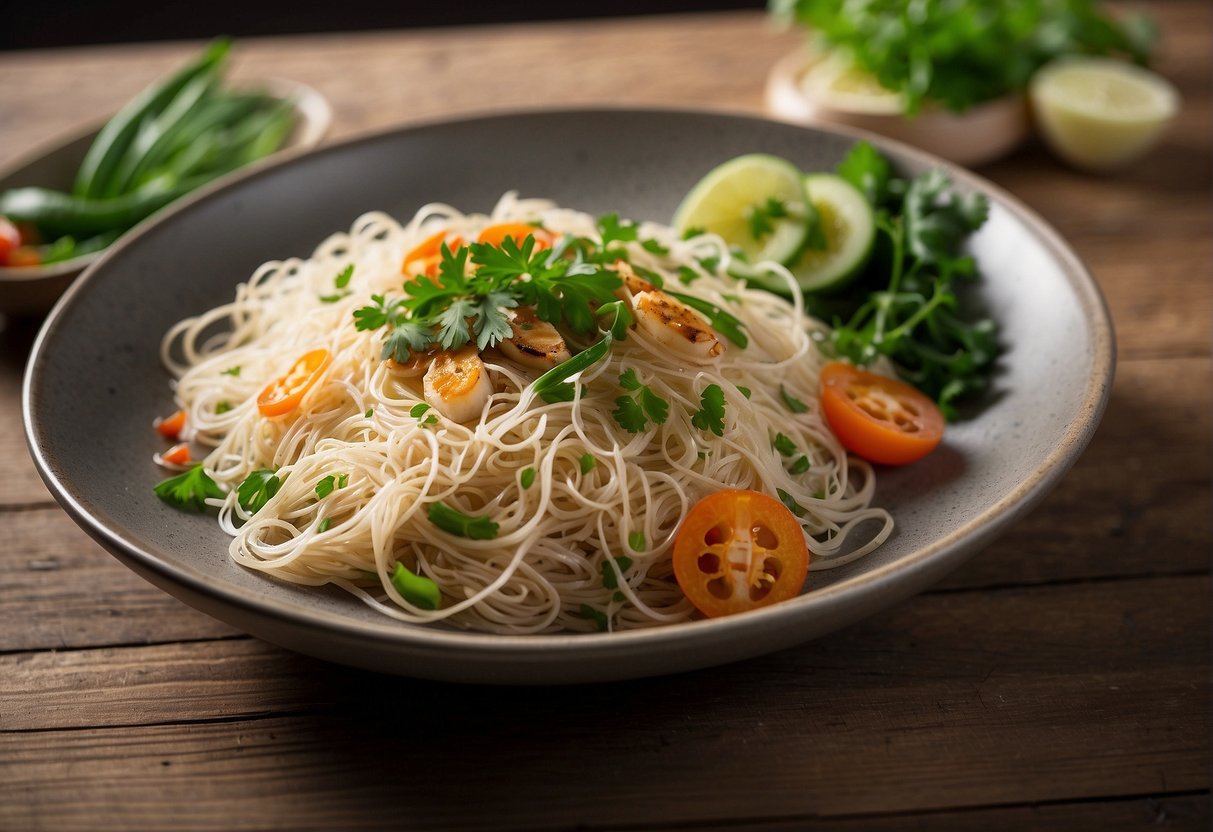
24 109 1113 684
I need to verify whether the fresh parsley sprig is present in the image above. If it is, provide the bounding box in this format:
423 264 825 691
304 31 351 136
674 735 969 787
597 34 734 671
817 142 999 419
154 465 224 512
612 368 670 434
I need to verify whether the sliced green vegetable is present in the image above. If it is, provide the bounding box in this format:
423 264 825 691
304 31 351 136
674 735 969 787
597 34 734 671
391 563 442 610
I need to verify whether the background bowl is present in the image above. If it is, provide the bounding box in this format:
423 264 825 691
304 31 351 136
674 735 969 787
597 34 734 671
0 77 331 317
24 108 1113 684
765 48 1030 167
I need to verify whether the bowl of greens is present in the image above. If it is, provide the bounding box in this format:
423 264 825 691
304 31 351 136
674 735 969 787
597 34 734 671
765 0 1155 166
0 39 331 317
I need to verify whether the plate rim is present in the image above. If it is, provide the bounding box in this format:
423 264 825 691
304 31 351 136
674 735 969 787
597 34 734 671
21 106 1115 665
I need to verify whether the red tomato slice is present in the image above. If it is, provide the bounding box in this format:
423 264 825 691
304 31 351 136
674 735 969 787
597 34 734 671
154 409 187 440
257 349 333 417
0 218 19 266
477 223 552 251
672 489 809 618
819 362 944 466
161 443 192 465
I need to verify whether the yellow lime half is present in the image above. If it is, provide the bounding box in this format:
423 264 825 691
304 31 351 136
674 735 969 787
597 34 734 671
799 50 904 115
1030 57 1180 171
672 154 809 265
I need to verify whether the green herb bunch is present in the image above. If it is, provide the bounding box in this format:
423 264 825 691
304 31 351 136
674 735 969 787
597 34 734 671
770 0 1155 113
814 142 998 419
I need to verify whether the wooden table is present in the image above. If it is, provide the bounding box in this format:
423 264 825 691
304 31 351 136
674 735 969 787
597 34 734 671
1 5 1208 829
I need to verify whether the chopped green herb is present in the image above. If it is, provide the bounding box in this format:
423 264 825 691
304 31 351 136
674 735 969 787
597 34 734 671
317 517 332 533
236 468 280 514
613 590 626 602
520 467 536 490
391 562 442 610
774 432 798 457
315 475 336 499
579 453 597 474
612 367 670 434
334 264 354 289
628 531 646 551
365 408 374 418
601 555 634 590
598 213 639 247
789 455 811 475
737 386 752 399
746 197 788 241
154 465 224 512
641 238 670 256
676 265 700 285
221 366 240 377
427 502 499 540
579 603 609 632
780 385 808 414
337 473 349 489
410 402 431 417
319 293 348 304
776 488 806 517
215 401 232 414
691 384 727 437
682 226 706 240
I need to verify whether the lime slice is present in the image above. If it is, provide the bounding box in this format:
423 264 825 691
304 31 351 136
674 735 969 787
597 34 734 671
746 173 875 295
799 51 903 116
1030 57 1179 171
672 154 809 265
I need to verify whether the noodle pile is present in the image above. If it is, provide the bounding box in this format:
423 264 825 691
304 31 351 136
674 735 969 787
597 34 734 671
160 194 892 633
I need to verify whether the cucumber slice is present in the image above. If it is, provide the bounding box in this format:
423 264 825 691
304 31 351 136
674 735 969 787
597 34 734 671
672 154 810 265
785 173 875 293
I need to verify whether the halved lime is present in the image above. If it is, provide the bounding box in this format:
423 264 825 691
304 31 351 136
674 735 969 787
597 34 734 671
672 154 809 266
1030 57 1179 171
799 50 904 116
744 173 875 295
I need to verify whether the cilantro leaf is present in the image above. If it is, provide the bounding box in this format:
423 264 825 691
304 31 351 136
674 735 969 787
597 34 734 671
381 323 433 363
774 433 797 457
691 384 727 436
612 395 648 433
334 264 354 289
436 298 475 349
641 238 669 256
780 385 809 414
315 475 336 499
746 197 788 241
427 502 499 540
837 141 893 206
612 368 669 433
154 465 224 512
601 555 634 590
789 455 811 475
473 291 517 350
236 468 280 514
777 488 806 517
598 213 638 247
354 294 401 332
579 603 609 632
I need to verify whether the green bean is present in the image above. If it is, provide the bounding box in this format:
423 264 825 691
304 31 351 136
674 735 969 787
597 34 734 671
0 178 211 237
73 39 230 199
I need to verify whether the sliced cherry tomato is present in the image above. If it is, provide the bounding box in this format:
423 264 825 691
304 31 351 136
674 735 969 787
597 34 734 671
819 362 944 466
161 443 192 465
154 409 187 440
402 229 465 279
6 246 41 268
0 218 19 266
477 223 552 251
257 349 333 417
672 489 809 618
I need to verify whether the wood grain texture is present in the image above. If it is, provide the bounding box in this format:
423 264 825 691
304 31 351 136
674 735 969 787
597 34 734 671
2 576 1207 829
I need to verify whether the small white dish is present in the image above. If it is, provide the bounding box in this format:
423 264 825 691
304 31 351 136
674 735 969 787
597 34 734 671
765 48 1030 168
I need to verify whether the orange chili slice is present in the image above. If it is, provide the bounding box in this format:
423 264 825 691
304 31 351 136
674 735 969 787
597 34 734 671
257 349 333 418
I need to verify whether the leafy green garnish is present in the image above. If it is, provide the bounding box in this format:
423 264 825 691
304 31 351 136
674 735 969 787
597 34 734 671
601 555 634 590
780 385 808 414
520 467 536 490
691 384 727 436
317 517 332 533
315 475 337 499
640 238 669 256
427 502 499 540
598 213 639 247
391 562 442 610
410 402 438 426
215 401 232 415
221 366 240 377
612 368 670 434
736 386 751 399
154 465 224 512
771 0 1154 113
334 264 354 289
773 433 797 457
628 531 646 551
747 197 788 241
789 455 811 475
579 603 609 632
820 142 999 419
776 487 805 517
236 468 280 514
579 453 597 474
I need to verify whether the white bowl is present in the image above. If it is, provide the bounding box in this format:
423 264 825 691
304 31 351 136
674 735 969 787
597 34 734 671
765 48 1030 168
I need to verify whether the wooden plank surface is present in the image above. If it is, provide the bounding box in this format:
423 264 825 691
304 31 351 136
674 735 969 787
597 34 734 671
1 2 1209 830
